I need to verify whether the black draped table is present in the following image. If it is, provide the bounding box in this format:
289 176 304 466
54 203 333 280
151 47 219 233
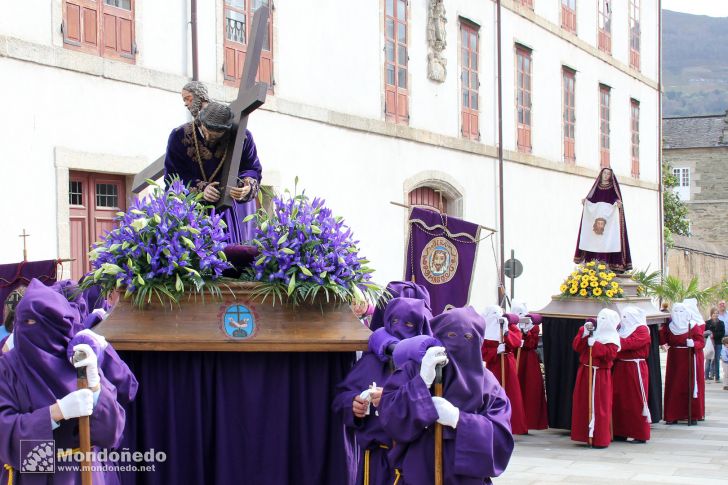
537 282 667 430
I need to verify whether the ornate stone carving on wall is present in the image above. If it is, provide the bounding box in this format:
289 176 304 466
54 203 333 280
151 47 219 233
427 0 447 82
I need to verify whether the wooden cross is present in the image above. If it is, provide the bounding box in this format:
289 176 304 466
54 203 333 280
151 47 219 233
131 5 270 211
19 228 30 261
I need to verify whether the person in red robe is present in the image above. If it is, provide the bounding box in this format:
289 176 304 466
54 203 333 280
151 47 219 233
571 309 620 448
661 301 705 424
481 305 528 435
613 307 651 442
511 301 548 430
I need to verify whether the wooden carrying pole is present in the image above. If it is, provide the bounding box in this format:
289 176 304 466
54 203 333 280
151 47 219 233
499 319 506 386
687 323 693 426
434 365 444 485
74 352 93 485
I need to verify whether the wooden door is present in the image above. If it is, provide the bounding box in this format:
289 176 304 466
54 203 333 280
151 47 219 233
69 172 127 280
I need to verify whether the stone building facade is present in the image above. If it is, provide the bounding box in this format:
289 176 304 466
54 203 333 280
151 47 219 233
663 112 728 255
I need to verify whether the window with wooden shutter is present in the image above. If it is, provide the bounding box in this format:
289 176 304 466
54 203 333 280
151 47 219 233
384 0 409 124
599 84 611 168
598 0 611 54
62 0 135 63
562 67 576 164
631 99 640 178
223 0 274 91
460 21 479 141
409 187 448 214
561 0 576 33
629 0 641 70
516 46 532 153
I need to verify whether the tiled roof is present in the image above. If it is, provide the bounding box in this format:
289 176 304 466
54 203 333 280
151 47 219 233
663 114 728 149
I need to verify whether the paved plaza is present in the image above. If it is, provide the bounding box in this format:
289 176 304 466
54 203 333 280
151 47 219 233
498 351 728 484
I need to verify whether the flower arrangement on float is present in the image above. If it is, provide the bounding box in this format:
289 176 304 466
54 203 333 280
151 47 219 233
559 261 624 301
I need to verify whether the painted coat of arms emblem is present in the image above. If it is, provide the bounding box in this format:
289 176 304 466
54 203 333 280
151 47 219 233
420 237 458 284
222 304 256 339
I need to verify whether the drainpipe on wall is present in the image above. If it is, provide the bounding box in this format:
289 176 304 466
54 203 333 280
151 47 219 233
657 0 665 275
191 0 199 81
496 0 506 306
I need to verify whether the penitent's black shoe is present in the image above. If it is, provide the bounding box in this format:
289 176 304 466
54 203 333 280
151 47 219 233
592 445 608 449
665 421 677 425
632 439 647 444
613 436 627 442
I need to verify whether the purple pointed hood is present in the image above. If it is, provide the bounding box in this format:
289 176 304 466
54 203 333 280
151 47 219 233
370 281 432 331
431 306 486 411
383 297 432 340
13 279 79 408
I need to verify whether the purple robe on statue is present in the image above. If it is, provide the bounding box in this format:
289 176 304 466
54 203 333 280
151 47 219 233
333 298 432 485
573 168 633 272
0 280 126 485
163 122 262 243
379 307 514 485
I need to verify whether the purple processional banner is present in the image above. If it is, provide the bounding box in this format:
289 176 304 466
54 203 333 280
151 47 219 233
0 260 59 322
405 207 481 315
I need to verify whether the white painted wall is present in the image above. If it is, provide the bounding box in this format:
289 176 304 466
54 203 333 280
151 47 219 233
0 0 661 309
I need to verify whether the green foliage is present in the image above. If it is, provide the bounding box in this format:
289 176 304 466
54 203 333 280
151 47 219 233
662 162 690 248
632 267 717 306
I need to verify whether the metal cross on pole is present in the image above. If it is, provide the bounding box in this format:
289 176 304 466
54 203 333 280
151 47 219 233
131 5 270 209
19 228 30 262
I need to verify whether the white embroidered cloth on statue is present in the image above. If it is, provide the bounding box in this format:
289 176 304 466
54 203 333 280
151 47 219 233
578 201 620 253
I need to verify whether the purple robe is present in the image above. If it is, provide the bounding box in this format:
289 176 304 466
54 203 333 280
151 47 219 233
163 122 262 244
53 280 139 406
332 298 432 485
379 307 514 485
573 168 633 272
370 281 432 331
0 280 126 485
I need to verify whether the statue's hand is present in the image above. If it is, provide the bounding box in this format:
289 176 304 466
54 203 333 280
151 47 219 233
203 182 221 203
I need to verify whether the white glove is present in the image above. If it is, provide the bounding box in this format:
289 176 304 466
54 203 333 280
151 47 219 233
519 340 525 348
432 396 460 428
72 344 100 389
358 389 373 416
91 308 108 319
76 328 109 350
686 338 695 348
57 389 94 420
497 343 506 354
420 346 448 388
587 337 595 347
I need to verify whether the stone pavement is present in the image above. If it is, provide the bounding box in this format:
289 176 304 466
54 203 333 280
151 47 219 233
497 351 728 484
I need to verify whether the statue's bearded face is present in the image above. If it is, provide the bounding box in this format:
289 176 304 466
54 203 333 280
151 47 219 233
200 124 226 143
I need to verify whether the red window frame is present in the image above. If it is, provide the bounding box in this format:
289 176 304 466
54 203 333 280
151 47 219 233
599 85 611 168
62 0 135 63
409 187 448 214
460 21 480 141
631 99 640 178
223 0 274 91
562 67 576 164
598 0 611 54
561 0 576 33
385 0 409 124
516 46 532 153
629 0 641 70
519 0 534 9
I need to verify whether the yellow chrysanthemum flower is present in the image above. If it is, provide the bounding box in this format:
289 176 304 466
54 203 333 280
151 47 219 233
593 288 603 296
606 290 614 298
579 289 588 296
571 272 579 278
609 273 616 279
611 282 619 288
599 272 607 279
590 281 598 288
598 264 606 270
560 284 568 293
586 261 596 267
581 275 589 282
580 282 589 288
589 270 596 276
618 288 624 294
570 287 578 294
600 280 608 286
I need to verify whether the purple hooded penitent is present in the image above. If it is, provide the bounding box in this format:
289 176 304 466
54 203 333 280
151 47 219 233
332 298 432 485
378 306 514 485
0 279 126 485
52 279 138 406
370 281 432 331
